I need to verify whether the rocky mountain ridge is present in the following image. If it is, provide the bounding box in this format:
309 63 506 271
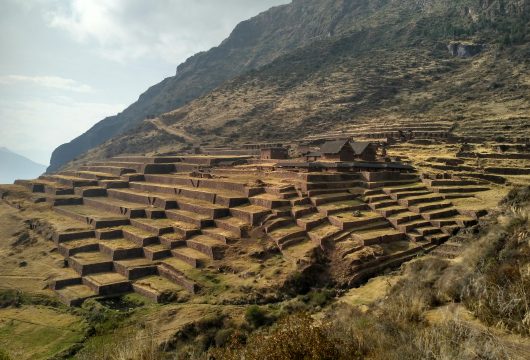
50 0 529 171
48 0 375 171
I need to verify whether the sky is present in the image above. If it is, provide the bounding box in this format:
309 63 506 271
0 0 290 165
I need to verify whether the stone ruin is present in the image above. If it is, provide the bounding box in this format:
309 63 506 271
13 150 490 306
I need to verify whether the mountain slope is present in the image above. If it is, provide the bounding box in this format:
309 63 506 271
59 0 529 168
0 148 46 184
49 0 401 172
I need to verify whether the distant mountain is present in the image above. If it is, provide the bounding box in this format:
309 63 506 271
0 147 46 184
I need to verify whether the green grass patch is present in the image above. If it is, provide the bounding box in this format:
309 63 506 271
0 305 88 360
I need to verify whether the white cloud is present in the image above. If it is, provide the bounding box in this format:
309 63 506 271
0 75 93 93
0 97 125 165
0 0 291 165
43 0 289 63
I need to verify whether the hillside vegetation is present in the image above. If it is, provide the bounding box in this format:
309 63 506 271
49 0 402 171
11 186 521 360
59 0 530 169
49 0 530 171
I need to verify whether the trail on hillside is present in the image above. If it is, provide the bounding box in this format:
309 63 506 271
147 118 197 143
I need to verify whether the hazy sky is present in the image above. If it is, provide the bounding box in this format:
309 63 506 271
0 0 289 165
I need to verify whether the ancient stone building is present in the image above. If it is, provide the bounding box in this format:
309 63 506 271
320 140 355 161
260 147 289 160
351 141 378 161
304 151 322 162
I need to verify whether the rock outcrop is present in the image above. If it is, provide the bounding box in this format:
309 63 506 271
447 42 484 58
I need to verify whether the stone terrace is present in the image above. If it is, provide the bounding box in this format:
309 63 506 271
16 154 488 305
389 141 530 184
302 119 455 142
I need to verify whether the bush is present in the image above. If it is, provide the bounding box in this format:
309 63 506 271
501 186 530 208
308 291 329 307
215 328 235 347
211 313 352 360
195 313 225 332
0 349 11 360
464 269 530 335
245 305 268 328
0 290 23 308
172 311 230 353
413 318 512 360
213 305 516 360
302 289 334 308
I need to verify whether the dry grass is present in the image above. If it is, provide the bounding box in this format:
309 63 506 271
462 208 530 335
0 305 88 360
0 201 67 294
36 186 527 360
208 186 530 360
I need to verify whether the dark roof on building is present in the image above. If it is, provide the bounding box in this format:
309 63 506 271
319 139 350 154
305 151 322 157
350 141 372 155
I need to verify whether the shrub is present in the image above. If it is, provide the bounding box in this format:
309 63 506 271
464 269 530 335
446 192 530 336
281 271 312 296
211 313 351 360
501 186 530 208
308 291 328 307
214 328 235 347
195 313 225 332
0 290 23 308
245 305 268 328
304 289 334 308
0 349 11 360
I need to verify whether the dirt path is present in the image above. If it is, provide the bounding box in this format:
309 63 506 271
147 118 197 143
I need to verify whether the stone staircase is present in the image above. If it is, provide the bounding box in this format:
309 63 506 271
420 173 490 199
363 178 478 246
